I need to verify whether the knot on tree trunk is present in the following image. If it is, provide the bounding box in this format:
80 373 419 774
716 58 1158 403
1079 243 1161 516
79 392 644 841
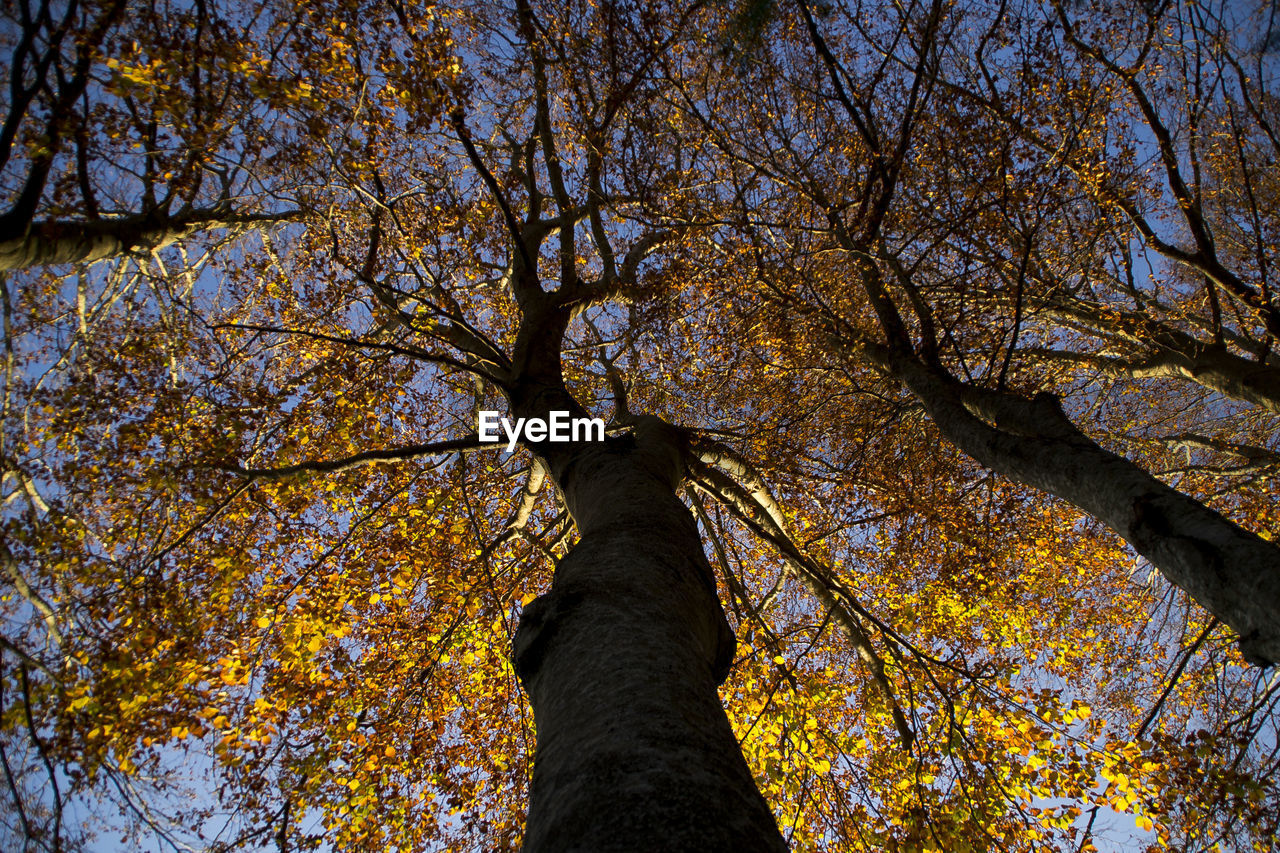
710 617 736 686
512 585 585 691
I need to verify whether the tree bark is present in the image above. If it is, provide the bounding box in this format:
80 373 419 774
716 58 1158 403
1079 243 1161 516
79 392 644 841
1022 345 1280 414
890 355 1280 667
0 208 299 271
513 417 786 852
1028 297 1280 413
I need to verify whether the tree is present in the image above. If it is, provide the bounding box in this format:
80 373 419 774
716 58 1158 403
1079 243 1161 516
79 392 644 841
671 0 1280 663
0 0 320 271
1 0 1278 851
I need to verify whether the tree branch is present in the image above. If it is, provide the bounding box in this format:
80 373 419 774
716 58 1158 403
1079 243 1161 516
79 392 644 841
218 434 492 481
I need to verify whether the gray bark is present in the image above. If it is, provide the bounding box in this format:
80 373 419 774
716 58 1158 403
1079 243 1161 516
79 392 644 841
0 209 299 271
1025 295 1280 413
514 418 787 852
1131 346 1280 414
1023 345 1280 414
892 356 1280 667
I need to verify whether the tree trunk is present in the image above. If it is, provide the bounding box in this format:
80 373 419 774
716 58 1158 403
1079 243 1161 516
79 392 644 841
0 209 299 271
1024 343 1280 414
513 417 786 852
1035 298 1280 413
893 356 1280 667
1136 345 1280 414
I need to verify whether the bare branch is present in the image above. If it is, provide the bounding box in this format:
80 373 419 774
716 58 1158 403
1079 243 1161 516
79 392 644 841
217 434 493 482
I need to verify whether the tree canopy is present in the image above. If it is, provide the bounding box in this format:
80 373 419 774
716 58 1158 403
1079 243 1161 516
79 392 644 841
1 0 1278 850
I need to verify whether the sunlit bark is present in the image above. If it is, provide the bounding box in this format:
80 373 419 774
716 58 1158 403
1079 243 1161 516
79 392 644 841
0 209 301 271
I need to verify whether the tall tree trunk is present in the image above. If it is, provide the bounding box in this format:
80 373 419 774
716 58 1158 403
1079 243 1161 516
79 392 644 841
514 417 787 852
888 354 1280 667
